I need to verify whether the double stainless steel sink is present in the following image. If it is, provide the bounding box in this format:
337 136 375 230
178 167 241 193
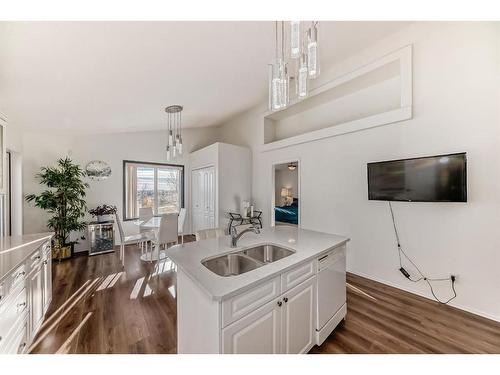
201 244 295 277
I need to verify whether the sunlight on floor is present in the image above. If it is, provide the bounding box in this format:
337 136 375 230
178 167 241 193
55 312 93 354
28 278 101 353
130 277 146 300
96 272 124 291
168 285 176 299
347 282 377 301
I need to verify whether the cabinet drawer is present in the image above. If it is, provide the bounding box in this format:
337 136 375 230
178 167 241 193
28 249 43 270
222 276 281 327
42 241 51 256
0 287 28 343
281 260 316 292
0 314 29 354
0 265 26 308
10 264 27 290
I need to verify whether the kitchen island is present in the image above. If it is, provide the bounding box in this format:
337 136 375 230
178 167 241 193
165 226 349 354
0 233 53 354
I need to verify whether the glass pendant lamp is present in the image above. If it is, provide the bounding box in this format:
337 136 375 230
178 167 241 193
307 22 320 79
177 135 183 155
165 105 183 160
166 145 171 161
290 21 301 59
297 52 308 98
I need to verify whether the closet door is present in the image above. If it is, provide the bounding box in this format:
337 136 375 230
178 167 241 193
204 167 215 229
192 166 216 233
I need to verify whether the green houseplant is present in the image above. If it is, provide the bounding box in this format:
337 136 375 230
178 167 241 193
26 157 89 260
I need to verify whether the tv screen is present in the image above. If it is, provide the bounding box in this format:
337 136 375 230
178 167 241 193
367 153 467 202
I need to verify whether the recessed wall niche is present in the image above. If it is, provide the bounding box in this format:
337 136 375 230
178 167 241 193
262 45 413 152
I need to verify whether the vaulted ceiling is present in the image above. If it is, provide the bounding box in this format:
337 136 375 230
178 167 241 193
0 21 411 134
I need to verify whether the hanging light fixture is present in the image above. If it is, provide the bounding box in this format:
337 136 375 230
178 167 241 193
306 22 320 79
287 163 297 171
268 21 320 110
165 105 183 161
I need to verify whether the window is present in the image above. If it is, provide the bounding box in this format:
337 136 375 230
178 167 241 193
123 160 184 220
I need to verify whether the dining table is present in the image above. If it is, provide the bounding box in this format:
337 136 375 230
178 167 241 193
133 216 164 262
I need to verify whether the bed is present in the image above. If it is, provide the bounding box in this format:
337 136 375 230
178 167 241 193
274 199 299 225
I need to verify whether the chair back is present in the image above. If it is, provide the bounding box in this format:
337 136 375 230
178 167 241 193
139 207 154 221
178 208 186 233
195 227 226 241
157 213 178 246
114 213 125 242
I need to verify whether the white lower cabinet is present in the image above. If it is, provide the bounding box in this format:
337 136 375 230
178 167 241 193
223 296 282 354
282 276 316 354
0 239 52 354
222 275 316 354
28 264 44 337
42 249 52 315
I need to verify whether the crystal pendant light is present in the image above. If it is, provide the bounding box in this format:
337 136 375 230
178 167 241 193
307 22 320 79
290 21 301 59
165 105 184 160
297 52 308 98
269 21 289 111
166 145 171 161
268 21 319 107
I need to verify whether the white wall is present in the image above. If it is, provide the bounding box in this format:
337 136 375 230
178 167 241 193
217 22 500 321
23 126 220 250
275 167 298 203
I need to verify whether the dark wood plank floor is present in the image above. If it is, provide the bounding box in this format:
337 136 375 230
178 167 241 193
30 236 500 354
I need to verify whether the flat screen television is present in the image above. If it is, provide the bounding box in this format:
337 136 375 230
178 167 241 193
367 153 467 202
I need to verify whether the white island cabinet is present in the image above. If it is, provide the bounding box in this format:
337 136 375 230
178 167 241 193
166 226 348 354
0 233 53 354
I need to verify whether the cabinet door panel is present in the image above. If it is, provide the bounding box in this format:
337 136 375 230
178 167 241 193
223 298 281 354
282 276 316 354
42 255 52 314
29 266 44 337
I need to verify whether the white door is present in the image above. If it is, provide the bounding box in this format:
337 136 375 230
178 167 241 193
282 277 316 354
222 298 282 354
192 166 215 233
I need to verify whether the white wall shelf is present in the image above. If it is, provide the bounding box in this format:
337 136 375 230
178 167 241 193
261 45 413 152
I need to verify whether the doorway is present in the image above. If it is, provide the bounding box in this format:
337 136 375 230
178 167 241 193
271 160 300 227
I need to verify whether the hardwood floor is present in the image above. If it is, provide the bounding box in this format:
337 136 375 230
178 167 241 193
30 237 500 354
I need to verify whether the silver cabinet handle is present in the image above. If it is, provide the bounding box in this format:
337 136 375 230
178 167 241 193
277 301 282 307
15 271 26 279
283 297 288 303
17 302 26 308
43 260 48 265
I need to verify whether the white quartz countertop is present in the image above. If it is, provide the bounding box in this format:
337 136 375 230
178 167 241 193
0 233 53 281
165 226 349 301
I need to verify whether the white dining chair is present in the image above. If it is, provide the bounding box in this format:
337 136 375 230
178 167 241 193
195 227 226 241
178 208 187 244
151 213 178 263
138 207 155 254
115 213 155 267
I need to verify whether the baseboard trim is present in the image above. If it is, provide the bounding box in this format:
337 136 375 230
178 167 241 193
347 269 500 323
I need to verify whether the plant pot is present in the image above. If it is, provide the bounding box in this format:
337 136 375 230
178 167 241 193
97 214 112 223
53 244 72 261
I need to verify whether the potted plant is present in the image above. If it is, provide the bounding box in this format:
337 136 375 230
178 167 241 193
89 204 117 223
26 157 89 260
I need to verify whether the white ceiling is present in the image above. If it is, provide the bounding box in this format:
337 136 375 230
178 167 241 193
0 21 411 134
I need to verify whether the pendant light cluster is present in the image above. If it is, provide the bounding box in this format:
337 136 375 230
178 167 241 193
269 21 320 111
165 105 183 161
